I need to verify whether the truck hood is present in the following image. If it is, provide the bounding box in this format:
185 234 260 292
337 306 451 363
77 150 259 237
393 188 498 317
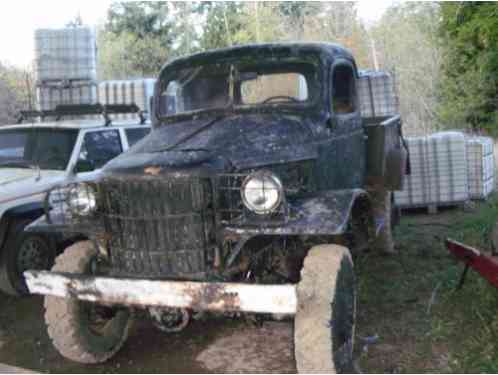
0 168 67 205
105 113 323 174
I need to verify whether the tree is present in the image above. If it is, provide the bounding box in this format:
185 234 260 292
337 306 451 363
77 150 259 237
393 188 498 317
98 1 174 79
439 2 498 133
171 2 202 56
106 2 173 41
198 2 246 50
0 63 35 125
371 2 442 135
97 31 169 79
278 2 322 40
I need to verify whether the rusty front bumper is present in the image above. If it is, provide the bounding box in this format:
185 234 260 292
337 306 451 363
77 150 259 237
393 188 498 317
24 270 297 315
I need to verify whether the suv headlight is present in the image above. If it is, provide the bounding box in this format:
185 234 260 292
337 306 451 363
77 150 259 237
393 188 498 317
241 171 283 215
66 183 98 216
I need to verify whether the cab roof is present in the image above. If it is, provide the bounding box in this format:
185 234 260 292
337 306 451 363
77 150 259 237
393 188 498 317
159 42 356 79
0 118 150 131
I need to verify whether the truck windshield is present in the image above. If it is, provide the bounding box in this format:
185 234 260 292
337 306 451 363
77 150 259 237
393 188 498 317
159 60 317 117
0 128 78 171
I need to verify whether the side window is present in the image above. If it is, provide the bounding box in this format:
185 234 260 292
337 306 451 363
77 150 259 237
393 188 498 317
79 130 123 170
125 128 151 147
332 64 356 114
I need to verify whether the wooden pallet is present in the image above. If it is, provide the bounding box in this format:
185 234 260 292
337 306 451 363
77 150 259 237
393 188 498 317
397 200 471 215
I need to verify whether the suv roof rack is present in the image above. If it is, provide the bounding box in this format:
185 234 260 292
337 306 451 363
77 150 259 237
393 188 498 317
17 103 147 126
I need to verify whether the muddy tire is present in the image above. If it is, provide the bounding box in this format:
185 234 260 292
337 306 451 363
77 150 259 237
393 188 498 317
0 219 55 296
294 245 356 373
44 241 132 364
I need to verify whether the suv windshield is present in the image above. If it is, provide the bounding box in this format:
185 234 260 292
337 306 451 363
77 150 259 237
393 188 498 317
0 128 78 171
159 60 317 117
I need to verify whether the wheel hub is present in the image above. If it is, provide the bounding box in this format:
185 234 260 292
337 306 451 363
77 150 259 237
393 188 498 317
17 237 49 272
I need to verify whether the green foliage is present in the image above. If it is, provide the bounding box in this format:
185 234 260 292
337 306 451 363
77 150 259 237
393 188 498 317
107 1 172 41
371 2 442 135
0 63 34 125
97 30 168 79
98 1 371 78
439 2 498 132
198 2 243 50
99 1 174 79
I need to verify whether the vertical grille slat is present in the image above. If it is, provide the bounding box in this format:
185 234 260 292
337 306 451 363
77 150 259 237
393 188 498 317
100 176 211 279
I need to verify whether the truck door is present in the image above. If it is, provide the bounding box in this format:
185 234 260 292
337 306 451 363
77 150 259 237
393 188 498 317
328 61 366 189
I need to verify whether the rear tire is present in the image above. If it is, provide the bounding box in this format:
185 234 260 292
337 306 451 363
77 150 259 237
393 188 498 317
44 241 132 364
294 245 356 373
0 219 55 295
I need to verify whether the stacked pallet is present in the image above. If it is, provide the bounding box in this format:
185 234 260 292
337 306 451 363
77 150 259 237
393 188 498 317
394 132 469 210
97 79 156 119
466 136 495 199
358 70 397 118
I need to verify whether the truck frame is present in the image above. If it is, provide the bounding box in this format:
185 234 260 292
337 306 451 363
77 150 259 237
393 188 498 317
25 43 407 373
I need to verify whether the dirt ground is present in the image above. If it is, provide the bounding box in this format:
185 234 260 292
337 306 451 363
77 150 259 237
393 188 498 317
0 204 493 373
0 296 296 373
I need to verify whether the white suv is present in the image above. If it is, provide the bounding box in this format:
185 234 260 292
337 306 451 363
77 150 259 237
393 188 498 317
0 105 151 295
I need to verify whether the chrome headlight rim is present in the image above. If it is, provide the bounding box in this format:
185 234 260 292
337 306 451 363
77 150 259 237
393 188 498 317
66 182 98 217
241 170 284 215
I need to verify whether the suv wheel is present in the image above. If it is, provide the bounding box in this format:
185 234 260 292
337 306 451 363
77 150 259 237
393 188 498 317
0 219 55 295
294 245 356 373
44 241 132 364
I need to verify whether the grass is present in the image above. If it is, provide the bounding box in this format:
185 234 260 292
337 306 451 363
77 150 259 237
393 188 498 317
355 194 498 373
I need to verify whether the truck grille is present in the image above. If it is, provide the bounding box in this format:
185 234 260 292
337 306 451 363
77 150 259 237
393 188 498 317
99 176 212 279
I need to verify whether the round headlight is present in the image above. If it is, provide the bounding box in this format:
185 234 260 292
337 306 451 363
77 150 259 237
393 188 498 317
67 183 97 216
241 171 283 215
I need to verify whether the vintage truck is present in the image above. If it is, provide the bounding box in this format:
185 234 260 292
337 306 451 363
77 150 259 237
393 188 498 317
0 104 150 295
25 43 407 373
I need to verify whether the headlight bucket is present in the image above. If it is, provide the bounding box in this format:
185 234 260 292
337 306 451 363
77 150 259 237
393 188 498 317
241 170 283 215
66 183 98 217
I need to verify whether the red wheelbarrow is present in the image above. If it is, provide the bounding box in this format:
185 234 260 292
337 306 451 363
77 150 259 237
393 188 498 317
446 239 498 289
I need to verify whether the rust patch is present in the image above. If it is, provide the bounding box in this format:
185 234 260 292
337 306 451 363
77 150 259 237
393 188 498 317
187 284 241 312
144 166 162 176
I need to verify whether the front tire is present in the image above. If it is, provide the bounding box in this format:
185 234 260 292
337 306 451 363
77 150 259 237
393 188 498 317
294 245 356 373
44 241 132 364
0 219 55 295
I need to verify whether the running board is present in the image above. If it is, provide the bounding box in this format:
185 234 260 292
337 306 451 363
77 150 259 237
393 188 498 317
24 270 297 315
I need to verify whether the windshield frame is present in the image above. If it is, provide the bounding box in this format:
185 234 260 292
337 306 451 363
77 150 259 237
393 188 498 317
0 127 79 171
155 54 324 123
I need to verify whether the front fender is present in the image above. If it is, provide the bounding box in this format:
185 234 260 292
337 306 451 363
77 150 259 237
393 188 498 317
0 202 45 250
224 189 368 237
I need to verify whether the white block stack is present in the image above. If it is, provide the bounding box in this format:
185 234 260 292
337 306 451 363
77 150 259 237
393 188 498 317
466 136 495 199
34 27 97 82
358 70 397 118
34 27 98 116
37 85 97 111
97 79 156 119
394 132 469 208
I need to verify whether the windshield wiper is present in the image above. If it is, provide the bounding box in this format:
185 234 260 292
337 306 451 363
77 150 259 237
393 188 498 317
151 116 225 153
